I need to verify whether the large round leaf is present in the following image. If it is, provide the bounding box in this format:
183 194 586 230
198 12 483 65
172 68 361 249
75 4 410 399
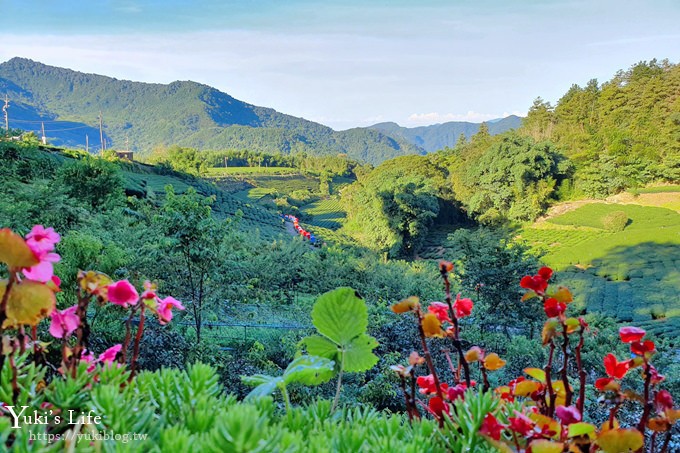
596 428 644 453
311 288 367 345
299 335 339 361
343 334 379 372
283 355 335 386
0 229 39 269
1 280 55 328
241 374 284 400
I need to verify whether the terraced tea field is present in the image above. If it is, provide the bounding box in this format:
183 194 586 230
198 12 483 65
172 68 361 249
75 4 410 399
206 166 299 176
301 198 346 229
122 166 285 240
519 202 680 336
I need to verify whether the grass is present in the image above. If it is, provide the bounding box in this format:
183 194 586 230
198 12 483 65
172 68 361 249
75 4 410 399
519 202 680 335
301 198 346 230
635 185 680 194
206 166 299 176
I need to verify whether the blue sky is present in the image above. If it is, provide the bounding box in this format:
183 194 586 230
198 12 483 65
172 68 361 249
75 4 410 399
0 0 678 129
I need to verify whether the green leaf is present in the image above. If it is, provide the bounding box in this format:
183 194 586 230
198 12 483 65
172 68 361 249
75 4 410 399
283 355 335 386
311 287 367 345
524 367 546 382
299 335 339 361
568 422 596 438
343 334 379 372
241 374 283 400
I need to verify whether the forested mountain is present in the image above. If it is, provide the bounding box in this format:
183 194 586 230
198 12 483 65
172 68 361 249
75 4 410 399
520 59 680 195
369 115 522 152
0 57 422 164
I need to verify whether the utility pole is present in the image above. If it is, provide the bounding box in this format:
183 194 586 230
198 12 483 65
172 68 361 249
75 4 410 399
85 134 89 153
98 111 104 152
41 122 46 145
125 134 129 152
3 95 9 137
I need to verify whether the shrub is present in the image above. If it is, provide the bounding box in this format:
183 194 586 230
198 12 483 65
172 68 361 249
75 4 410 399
602 210 629 232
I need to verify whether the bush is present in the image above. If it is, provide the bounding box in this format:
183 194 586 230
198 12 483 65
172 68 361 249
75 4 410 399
602 210 629 232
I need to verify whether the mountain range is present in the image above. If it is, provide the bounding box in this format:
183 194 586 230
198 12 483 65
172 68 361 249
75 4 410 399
0 58 520 163
369 116 522 153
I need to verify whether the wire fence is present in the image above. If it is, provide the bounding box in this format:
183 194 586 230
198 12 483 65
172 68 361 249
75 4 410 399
178 321 314 351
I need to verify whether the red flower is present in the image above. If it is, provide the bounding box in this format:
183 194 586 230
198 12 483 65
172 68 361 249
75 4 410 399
555 405 581 425
453 294 474 318
428 302 451 323
630 340 655 356
619 326 646 343
479 413 506 441
655 390 673 411
648 365 666 385
428 396 449 418
416 374 437 394
537 267 553 281
543 298 566 318
508 411 535 436
603 353 630 379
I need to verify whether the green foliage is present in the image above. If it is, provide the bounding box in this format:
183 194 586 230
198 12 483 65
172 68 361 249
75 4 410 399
56 156 124 209
242 355 335 402
441 390 503 453
463 133 571 223
521 59 680 196
301 288 379 373
342 155 448 257
149 145 207 175
449 228 543 336
601 210 628 232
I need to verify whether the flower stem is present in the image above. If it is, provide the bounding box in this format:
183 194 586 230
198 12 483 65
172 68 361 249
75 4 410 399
440 268 471 387
545 341 556 416
575 326 586 415
559 322 573 407
331 351 345 412
415 309 444 403
129 304 146 379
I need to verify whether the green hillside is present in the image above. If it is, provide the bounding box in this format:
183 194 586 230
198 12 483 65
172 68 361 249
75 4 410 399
519 201 680 335
0 57 422 164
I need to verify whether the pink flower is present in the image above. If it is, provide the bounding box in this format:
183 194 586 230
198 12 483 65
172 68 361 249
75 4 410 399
80 350 96 373
98 344 122 364
25 225 60 254
157 296 185 325
22 252 60 283
49 306 79 339
555 405 581 425
106 280 139 307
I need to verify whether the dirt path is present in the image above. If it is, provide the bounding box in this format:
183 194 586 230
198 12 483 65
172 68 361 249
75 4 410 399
284 220 297 236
